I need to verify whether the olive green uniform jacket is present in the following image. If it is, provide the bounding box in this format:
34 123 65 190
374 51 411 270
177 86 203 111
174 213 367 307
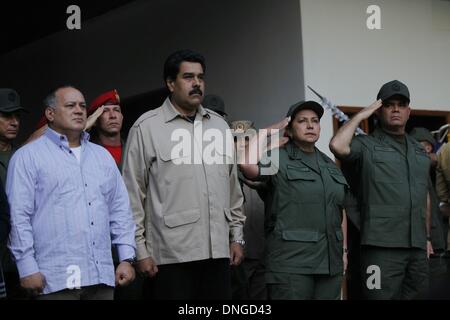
339 128 430 250
261 141 347 277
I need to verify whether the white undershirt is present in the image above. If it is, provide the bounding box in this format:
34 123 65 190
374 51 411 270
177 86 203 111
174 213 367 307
70 146 82 164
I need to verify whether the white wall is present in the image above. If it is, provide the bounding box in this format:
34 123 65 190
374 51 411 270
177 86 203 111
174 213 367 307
300 0 450 158
0 0 304 142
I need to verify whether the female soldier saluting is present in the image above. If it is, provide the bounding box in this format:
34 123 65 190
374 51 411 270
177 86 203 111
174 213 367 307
239 100 348 300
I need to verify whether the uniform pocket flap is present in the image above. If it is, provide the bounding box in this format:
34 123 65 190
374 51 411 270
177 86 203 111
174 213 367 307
286 166 315 181
327 167 341 175
282 229 319 242
373 147 400 163
159 148 191 162
330 173 349 186
164 209 200 228
374 146 396 152
415 148 429 156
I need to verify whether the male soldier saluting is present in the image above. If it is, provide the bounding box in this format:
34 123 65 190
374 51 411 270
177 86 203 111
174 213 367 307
330 80 433 300
87 90 125 170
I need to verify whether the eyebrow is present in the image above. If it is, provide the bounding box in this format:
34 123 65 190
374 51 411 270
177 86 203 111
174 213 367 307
297 117 319 120
182 72 204 77
104 105 121 110
64 101 86 105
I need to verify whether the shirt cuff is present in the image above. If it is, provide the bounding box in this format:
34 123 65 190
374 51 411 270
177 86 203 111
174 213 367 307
16 256 40 278
116 244 136 261
229 226 244 243
136 242 152 261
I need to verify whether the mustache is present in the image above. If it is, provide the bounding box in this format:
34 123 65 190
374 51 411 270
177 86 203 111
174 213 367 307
189 88 203 96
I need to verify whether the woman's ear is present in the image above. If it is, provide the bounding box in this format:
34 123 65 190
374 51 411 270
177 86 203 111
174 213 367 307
285 127 292 138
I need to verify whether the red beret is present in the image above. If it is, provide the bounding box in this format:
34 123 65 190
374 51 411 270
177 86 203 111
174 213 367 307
36 114 47 130
88 89 120 115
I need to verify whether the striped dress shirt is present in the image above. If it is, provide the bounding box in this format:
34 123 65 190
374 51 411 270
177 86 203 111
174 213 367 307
6 128 136 295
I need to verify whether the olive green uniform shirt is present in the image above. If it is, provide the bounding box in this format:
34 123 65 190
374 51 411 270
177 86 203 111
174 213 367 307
0 149 13 187
339 128 430 250
260 141 347 276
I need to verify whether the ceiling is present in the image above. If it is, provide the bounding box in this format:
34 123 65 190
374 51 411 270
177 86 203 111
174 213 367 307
0 1 137 55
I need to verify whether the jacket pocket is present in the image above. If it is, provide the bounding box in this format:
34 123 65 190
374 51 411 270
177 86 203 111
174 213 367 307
286 166 316 181
329 171 348 186
159 149 193 182
161 209 201 259
163 209 200 228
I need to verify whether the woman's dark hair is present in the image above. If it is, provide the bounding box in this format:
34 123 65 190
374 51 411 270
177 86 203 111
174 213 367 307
163 49 206 84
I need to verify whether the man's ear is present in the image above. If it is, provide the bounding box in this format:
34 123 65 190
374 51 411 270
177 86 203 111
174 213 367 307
166 78 175 93
45 107 55 123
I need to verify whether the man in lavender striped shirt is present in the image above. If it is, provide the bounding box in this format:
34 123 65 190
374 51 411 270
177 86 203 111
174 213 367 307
6 85 136 299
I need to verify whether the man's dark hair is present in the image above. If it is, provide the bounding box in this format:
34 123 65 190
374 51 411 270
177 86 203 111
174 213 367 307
43 85 81 109
163 49 206 84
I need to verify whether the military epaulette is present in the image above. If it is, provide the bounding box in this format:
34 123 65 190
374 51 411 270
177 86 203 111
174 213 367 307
205 108 222 118
133 109 158 127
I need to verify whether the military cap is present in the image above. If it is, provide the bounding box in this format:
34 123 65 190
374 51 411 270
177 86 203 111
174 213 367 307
0 88 28 113
410 127 436 146
286 100 324 119
377 80 410 103
203 94 227 116
88 89 120 115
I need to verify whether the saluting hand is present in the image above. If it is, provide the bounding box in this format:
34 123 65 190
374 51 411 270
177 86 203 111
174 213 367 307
258 117 291 152
356 99 383 120
115 261 136 287
84 105 105 131
136 257 159 278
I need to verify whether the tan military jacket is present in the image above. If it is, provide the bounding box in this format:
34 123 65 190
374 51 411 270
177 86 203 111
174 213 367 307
122 98 245 264
436 143 450 202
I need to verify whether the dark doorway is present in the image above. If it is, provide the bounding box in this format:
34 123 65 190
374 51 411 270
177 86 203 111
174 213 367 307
120 87 169 138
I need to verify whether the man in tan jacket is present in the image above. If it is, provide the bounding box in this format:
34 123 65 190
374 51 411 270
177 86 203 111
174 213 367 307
436 141 450 245
122 49 245 300
437 142 450 202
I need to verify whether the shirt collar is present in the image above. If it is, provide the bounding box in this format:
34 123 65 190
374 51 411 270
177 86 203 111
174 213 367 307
287 140 307 160
162 97 210 123
44 127 90 150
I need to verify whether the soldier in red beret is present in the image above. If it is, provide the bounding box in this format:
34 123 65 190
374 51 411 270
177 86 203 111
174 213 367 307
88 89 125 169
89 90 145 300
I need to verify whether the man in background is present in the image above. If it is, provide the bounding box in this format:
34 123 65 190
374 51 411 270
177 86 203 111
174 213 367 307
0 88 28 299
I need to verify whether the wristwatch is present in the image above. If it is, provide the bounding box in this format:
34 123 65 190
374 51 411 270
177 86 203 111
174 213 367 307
122 256 137 266
232 240 246 247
